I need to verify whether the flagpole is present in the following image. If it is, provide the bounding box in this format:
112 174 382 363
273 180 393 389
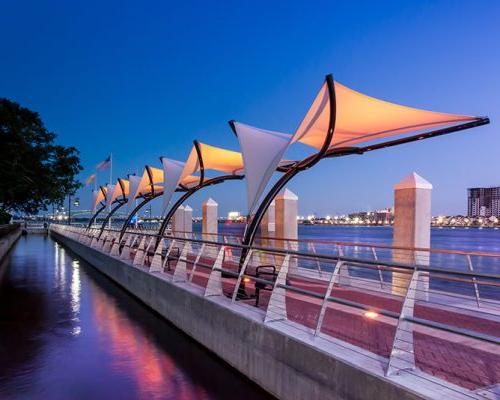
109 153 113 185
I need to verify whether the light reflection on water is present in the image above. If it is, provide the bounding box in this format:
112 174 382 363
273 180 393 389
0 235 272 400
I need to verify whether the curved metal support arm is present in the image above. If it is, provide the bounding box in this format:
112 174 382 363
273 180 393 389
98 200 127 238
118 192 162 241
239 74 337 257
87 203 106 230
193 140 205 186
157 190 195 238
157 174 244 239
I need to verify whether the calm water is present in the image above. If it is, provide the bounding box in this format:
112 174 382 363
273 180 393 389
214 223 500 273
216 224 500 299
0 235 272 400
215 223 500 253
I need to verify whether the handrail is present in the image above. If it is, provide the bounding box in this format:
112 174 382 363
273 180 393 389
89 226 500 281
141 226 500 258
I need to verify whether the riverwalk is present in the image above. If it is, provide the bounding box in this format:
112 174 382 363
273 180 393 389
50 224 500 400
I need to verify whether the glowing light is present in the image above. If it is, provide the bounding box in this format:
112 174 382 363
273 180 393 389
364 311 379 319
243 277 251 283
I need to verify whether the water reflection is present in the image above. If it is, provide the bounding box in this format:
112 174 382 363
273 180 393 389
71 260 81 336
0 235 272 400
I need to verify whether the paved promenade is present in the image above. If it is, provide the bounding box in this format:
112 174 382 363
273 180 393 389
158 252 500 392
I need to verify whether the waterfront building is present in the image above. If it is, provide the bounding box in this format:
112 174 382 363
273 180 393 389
467 186 500 217
227 211 241 221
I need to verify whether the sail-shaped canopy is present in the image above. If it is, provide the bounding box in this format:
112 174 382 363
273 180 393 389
292 79 479 150
127 167 164 214
232 122 292 214
117 178 129 198
180 142 244 182
232 76 483 215
160 144 243 215
161 157 185 214
105 179 129 210
105 184 116 211
91 187 107 214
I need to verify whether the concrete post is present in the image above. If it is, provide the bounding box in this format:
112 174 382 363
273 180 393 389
275 189 298 247
202 198 218 241
275 189 298 271
261 200 275 237
184 205 193 237
172 205 185 236
392 172 432 297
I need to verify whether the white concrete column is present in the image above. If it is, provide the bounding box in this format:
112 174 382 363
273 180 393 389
275 189 298 264
392 172 432 297
172 205 185 236
184 205 193 236
261 200 275 237
202 198 218 240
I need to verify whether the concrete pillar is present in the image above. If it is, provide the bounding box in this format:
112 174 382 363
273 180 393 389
202 198 218 240
392 172 432 297
261 200 275 238
275 189 298 252
184 205 193 236
172 205 185 236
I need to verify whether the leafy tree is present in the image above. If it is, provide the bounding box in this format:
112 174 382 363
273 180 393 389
0 98 82 222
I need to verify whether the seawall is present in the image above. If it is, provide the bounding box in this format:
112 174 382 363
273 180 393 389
0 224 21 263
50 229 425 400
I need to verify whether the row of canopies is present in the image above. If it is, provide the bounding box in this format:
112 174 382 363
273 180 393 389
92 74 487 218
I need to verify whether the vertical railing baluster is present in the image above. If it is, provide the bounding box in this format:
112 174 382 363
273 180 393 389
466 254 481 308
315 260 344 336
386 268 419 376
231 250 254 303
308 242 323 277
372 247 385 289
264 255 291 324
205 246 225 297
189 243 206 282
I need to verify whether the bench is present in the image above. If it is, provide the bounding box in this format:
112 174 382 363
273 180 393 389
255 265 278 307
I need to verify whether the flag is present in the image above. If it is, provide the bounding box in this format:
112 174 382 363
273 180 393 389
85 174 96 187
96 155 111 171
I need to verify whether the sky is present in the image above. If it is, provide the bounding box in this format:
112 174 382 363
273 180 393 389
1 0 499 217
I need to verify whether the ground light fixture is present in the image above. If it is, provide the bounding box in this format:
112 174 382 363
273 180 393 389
364 311 379 319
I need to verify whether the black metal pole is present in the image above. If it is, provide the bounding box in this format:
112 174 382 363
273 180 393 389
68 194 71 225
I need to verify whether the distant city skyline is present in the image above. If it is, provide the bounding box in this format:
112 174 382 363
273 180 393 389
1 1 499 217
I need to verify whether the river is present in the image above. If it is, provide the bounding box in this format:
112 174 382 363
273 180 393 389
0 234 272 400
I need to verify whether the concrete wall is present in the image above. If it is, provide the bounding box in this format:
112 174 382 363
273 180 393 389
0 225 21 263
51 230 424 400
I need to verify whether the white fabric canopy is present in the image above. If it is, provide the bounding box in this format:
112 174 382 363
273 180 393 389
105 184 117 211
127 174 143 214
233 122 292 214
91 188 106 214
161 157 185 215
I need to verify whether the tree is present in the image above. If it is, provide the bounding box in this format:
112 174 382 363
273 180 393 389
0 98 82 222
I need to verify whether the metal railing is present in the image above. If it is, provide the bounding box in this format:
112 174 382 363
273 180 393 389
52 224 500 398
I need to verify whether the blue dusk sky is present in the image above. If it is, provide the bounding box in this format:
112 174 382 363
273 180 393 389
1 0 499 217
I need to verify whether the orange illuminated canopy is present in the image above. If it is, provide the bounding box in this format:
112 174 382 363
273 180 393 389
182 142 244 180
127 167 164 213
292 79 480 150
91 186 107 213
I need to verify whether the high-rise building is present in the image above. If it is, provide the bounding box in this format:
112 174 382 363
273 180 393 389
467 187 500 217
